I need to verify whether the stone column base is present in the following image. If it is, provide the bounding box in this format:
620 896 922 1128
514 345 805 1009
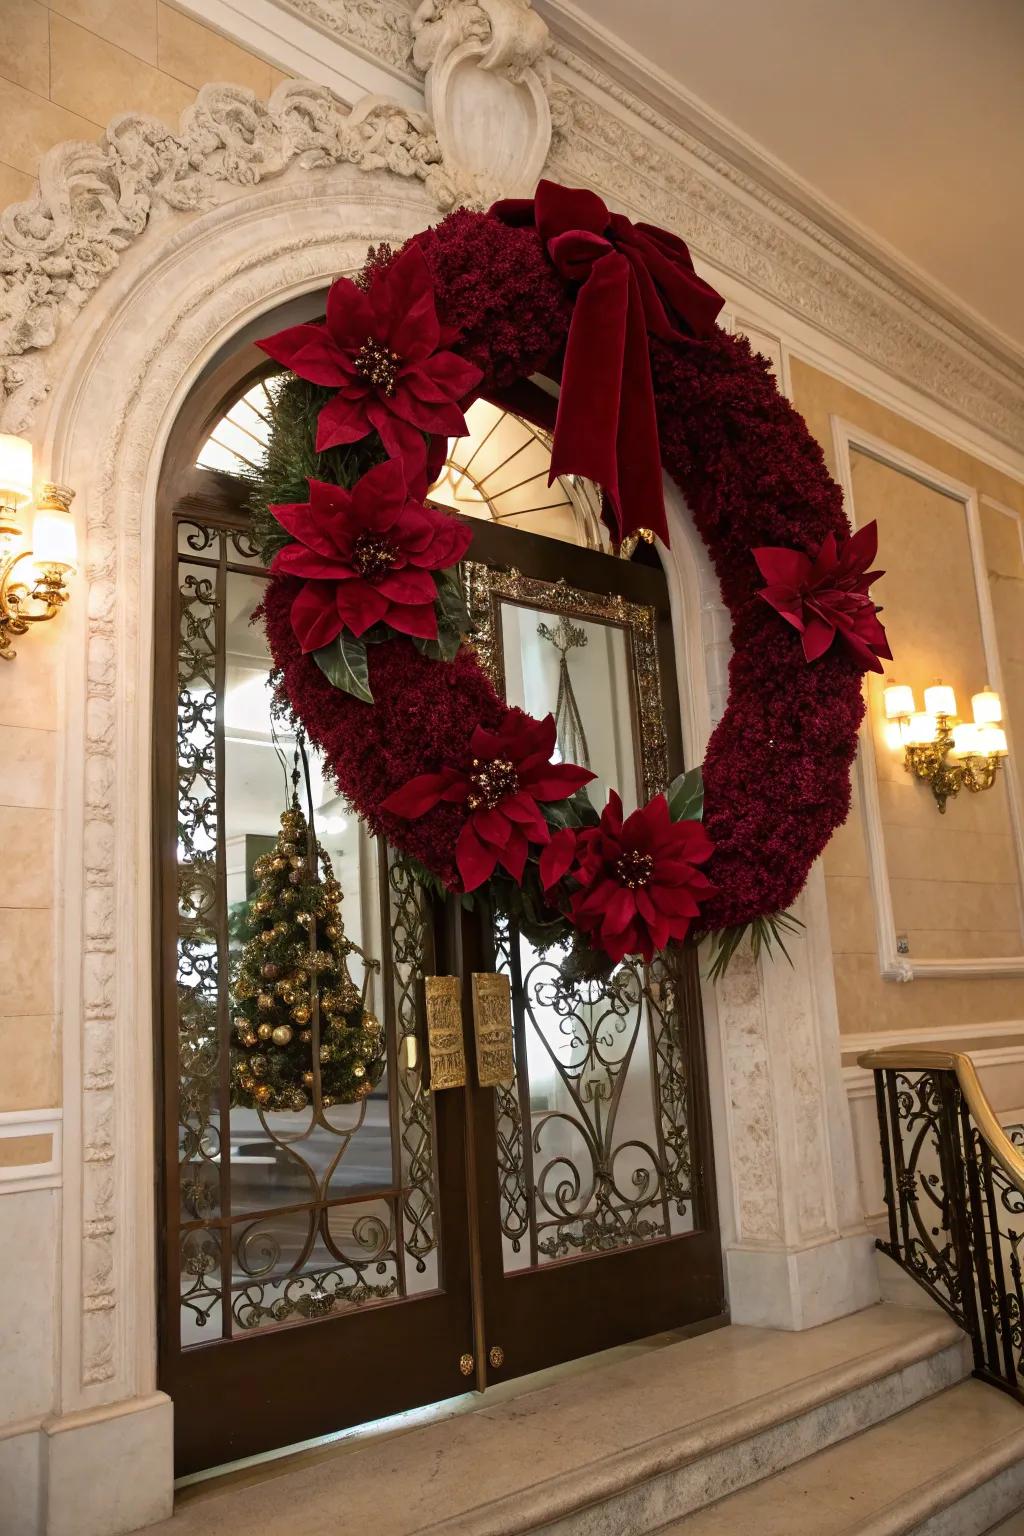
2 1393 173 1536
727 1230 880 1331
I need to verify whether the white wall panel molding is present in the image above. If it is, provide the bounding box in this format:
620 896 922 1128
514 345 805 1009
830 417 1024 982
0 1108 62 1196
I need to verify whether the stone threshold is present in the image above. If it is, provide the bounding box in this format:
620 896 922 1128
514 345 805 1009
146 1304 969 1536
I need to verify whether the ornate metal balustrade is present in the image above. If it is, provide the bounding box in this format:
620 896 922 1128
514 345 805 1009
861 1047 1024 1402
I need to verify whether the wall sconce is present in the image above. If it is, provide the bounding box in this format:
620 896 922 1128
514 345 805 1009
0 434 77 663
883 677 1008 813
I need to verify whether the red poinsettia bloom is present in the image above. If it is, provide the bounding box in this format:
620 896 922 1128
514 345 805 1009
565 791 714 964
753 519 891 674
380 712 595 892
270 456 473 651
257 244 483 476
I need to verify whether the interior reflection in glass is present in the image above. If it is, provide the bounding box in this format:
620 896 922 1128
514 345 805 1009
499 602 639 814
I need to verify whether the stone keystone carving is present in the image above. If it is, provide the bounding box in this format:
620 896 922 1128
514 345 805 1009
413 0 552 204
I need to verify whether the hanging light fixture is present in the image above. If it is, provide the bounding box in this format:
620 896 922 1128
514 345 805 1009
0 434 77 663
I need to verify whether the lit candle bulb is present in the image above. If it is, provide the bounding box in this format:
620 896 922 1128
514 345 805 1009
924 680 957 719
972 686 1003 725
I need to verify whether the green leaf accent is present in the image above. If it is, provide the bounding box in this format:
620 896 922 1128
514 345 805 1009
435 567 473 639
667 765 704 822
704 909 805 984
413 628 463 663
543 785 600 833
312 633 373 704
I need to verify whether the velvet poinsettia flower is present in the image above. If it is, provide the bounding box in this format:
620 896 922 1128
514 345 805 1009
257 244 483 475
270 456 473 651
753 520 892 674
564 791 714 964
380 712 595 892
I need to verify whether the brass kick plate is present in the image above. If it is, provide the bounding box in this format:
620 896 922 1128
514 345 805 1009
471 972 515 1087
424 975 466 1089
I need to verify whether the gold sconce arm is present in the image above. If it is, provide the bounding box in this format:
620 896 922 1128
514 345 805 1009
885 679 1009 815
0 482 76 663
902 713 1004 814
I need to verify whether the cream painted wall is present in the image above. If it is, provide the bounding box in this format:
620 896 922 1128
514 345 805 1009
0 0 288 1152
0 0 290 207
791 358 1024 1039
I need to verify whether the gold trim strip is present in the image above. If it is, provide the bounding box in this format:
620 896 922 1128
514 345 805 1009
471 972 515 1087
424 975 466 1090
858 1047 1024 1191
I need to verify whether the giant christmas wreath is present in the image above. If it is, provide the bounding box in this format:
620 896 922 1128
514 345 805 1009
251 181 889 977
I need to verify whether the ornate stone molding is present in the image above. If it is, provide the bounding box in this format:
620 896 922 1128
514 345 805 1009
0 81 455 432
275 0 416 75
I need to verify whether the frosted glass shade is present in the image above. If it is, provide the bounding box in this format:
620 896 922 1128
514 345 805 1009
972 687 1003 725
951 722 982 758
924 682 957 718
884 718 912 751
976 725 1008 758
0 434 33 509
907 712 938 745
883 682 915 719
32 507 77 574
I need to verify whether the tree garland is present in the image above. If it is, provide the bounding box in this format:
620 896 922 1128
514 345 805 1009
251 184 889 974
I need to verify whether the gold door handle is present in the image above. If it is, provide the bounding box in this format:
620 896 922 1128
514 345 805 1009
471 972 515 1086
424 975 466 1089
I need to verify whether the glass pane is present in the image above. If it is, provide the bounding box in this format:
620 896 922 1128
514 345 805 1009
173 522 441 1345
499 601 639 811
489 580 693 1271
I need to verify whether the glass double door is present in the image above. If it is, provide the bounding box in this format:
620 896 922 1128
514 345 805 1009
156 477 723 1476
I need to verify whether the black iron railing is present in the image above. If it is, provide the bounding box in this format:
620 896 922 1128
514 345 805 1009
860 1048 1024 1403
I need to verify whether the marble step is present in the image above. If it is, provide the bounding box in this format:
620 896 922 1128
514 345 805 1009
985 1513 1024 1534
658 1378 1024 1535
153 1305 969 1536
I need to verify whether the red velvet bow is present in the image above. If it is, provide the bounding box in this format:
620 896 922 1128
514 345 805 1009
491 180 723 547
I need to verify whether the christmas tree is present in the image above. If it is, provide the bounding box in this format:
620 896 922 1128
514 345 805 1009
231 801 385 1112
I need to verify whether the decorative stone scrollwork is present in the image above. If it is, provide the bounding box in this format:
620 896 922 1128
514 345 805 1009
413 0 552 204
0 81 457 431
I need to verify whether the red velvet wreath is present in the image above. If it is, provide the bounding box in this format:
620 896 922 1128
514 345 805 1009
258 181 882 947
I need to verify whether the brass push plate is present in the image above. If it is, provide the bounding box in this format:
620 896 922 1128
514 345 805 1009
424 975 466 1089
471 972 515 1087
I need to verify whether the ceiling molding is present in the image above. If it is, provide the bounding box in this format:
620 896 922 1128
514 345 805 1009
534 0 1024 375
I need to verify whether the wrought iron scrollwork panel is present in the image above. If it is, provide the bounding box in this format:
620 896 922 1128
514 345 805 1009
170 520 443 1346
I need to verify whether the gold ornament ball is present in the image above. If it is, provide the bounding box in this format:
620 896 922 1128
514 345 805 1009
240 1074 256 1093
257 1022 274 1041
319 1044 332 1063
324 923 339 941
291 1004 311 1025
356 1079 372 1099
353 1063 366 1078
289 870 303 887
297 910 312 928
240 1030 257 1048
288 1089 307 1111
289 855 304 870
271 1024 294 1046
254 1084 273 1107
295 968 309 985
257 992 274 1011
302 1070 315 1087
299 1029 312 1044
322 1095 335 1108
271 856 286 871
259 930 275 946
262 962 280 981
250 1054 268 1076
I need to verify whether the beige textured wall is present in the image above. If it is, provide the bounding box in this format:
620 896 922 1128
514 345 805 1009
791 358 1024 1038
0 0 287 1135
0 0 289 207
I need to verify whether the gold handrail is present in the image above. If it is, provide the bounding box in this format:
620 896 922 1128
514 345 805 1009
858 1047 1024 1194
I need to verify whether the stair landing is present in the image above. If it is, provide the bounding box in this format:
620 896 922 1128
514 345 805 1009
145 1305 971 1536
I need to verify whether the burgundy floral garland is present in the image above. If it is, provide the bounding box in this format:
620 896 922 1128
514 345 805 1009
260 190 885 945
